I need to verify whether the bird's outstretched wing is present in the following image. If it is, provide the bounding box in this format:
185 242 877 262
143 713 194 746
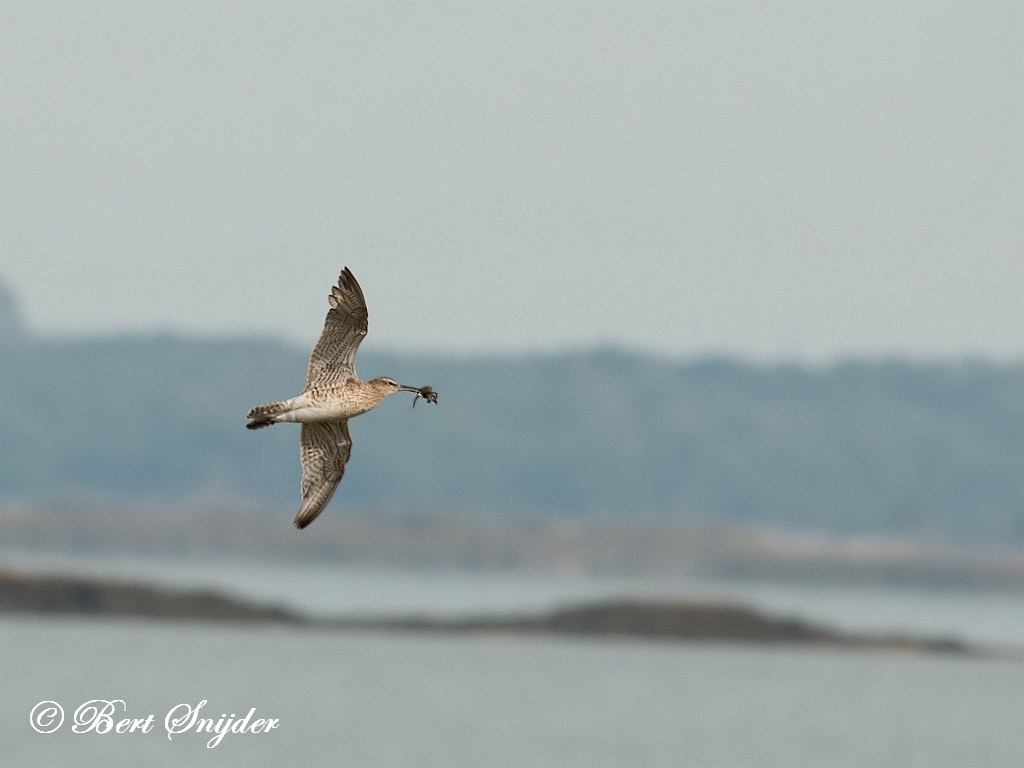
295 420 352 529
306 268 369 388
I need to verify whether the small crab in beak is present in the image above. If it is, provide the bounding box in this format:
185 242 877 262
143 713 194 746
412 386 438 407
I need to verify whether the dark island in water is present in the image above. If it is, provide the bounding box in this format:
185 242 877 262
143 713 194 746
0 569 971 655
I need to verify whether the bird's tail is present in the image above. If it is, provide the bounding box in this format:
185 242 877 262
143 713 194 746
246 400 291 430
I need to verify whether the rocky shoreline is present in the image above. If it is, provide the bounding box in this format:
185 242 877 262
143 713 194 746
327 601 972 655
0 569 301 624
0 569 974 655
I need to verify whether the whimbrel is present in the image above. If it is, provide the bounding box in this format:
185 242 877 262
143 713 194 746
246 268 436 529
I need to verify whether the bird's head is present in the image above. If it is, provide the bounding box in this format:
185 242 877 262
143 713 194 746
370 377 421 398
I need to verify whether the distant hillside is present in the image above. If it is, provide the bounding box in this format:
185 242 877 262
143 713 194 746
0 325 1020 543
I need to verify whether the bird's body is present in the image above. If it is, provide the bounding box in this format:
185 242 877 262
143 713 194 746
246 268 433 529
247 380 402 426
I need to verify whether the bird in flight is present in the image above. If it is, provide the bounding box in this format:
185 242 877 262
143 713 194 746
246 268 436 529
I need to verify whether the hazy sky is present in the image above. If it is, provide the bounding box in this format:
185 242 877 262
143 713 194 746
2 2 1021 360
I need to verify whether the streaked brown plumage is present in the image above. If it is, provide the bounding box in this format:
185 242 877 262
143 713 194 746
246 268 433 529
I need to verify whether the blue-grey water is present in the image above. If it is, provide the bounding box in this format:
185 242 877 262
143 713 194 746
2 618 1022 768
1 552 1022 767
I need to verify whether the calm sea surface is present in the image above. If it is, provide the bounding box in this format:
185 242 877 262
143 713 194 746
2 618 1021 768
1 552 1022 767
